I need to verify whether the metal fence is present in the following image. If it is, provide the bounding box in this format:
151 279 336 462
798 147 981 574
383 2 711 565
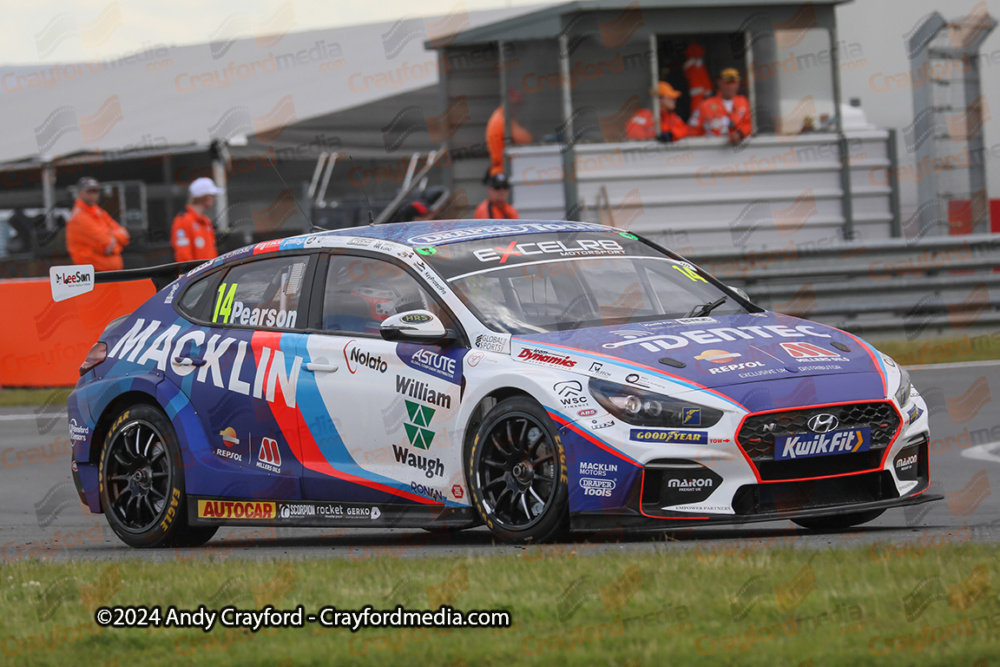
666 232 1000 339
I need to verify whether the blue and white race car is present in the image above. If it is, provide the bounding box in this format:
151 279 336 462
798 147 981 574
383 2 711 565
58 220 937 547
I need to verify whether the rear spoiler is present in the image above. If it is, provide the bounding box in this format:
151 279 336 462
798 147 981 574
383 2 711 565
50 260 205 302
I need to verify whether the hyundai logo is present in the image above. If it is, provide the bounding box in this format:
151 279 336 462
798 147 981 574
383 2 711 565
807 413 839 433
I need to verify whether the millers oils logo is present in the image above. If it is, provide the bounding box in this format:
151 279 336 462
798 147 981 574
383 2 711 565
197 500 275 520
257 437 281 473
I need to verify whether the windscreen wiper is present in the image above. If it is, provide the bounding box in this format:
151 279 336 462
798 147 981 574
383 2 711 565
684 296 727 319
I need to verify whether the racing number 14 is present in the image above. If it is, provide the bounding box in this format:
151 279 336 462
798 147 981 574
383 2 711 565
673 265 707 283
213 283 238 323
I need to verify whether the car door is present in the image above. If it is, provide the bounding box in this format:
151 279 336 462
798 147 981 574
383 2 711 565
173 253 313 502
296 251 468 508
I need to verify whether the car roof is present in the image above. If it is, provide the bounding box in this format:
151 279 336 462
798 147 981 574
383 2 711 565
309 219 616 247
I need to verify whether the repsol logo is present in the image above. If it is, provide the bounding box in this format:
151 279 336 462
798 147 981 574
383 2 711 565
667 478 713 489
345 342 388 374
580 477 616 497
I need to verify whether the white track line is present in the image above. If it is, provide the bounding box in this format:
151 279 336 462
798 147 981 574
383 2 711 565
0 413 63 421
906 360 1000 371
962 441 1000 465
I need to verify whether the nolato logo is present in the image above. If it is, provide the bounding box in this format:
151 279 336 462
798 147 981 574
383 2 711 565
345 341 388 374
580 477 616 497
630 429 708 444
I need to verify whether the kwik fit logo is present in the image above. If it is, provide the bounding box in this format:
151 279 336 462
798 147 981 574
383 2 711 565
404 400 435 450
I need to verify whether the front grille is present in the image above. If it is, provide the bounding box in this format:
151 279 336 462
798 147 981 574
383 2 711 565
731 471 899 516
736 402 900 481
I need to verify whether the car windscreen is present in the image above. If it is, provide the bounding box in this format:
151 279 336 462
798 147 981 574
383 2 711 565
424 232 746 334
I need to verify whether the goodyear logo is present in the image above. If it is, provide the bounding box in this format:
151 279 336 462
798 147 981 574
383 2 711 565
629 429 707 444
681 408 701 426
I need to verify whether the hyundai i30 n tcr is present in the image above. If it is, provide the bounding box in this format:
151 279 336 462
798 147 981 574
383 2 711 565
58 220 937 547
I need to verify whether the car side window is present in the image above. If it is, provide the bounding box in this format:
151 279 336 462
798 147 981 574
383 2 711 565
322 255 453 335
211 256 310 329
177 273 216 320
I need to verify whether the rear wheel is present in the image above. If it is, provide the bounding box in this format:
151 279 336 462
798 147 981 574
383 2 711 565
99 404 217 548
792 509 885 531
467 397 568 544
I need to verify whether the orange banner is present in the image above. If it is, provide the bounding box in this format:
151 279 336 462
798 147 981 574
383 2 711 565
0 278 155 387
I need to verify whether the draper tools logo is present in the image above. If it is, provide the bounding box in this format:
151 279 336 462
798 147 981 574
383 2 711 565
404 400 436 450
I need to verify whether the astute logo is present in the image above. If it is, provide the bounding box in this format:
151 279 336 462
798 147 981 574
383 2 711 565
345 340 388 374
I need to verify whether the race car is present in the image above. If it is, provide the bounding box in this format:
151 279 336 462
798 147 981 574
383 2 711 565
57 220 938 547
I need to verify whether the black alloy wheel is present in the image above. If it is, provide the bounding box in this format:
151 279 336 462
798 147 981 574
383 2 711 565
468 397 568 543
100 404 217 548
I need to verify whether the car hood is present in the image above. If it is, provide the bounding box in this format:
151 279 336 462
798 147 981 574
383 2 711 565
512 312 891 411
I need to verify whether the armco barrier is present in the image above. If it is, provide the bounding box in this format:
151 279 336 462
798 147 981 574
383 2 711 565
0 278 155 387
675 233 1000 338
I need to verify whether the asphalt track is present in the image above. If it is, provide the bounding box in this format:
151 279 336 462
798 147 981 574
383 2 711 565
1 362 998 563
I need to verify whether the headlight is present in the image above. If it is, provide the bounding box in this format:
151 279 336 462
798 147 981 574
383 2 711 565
894 367 912 407
588 378 723 428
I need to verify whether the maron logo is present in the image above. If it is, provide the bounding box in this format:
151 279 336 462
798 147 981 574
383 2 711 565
667 478 714 489
895 454 918 470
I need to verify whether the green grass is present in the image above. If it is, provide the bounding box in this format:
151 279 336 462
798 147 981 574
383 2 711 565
1 543 998 666
871 333 1000 367
0 387 71 407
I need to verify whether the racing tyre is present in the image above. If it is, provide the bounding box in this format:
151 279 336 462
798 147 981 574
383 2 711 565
99 404 218 548
467 397 568 544
791 509 885 531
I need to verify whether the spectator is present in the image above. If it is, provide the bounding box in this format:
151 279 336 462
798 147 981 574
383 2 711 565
474 173 519 220
625 82 689 143
683 42 713 112
172 177 220 262
688 68 752 145
65 177 130 271
486 89 533 180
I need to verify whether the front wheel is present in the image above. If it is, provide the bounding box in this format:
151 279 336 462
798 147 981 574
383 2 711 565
99 404 218 548
792 509 885 531
467 397 568 544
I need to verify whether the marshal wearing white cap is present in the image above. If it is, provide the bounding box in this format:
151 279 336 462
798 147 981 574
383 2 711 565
171 178 222 262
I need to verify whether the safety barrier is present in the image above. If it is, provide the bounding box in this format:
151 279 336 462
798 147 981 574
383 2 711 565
0 278 154 387
674 233 1000 339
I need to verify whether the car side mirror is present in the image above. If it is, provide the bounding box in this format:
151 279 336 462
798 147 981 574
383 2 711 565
380 310 448 343
729 285 752 302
